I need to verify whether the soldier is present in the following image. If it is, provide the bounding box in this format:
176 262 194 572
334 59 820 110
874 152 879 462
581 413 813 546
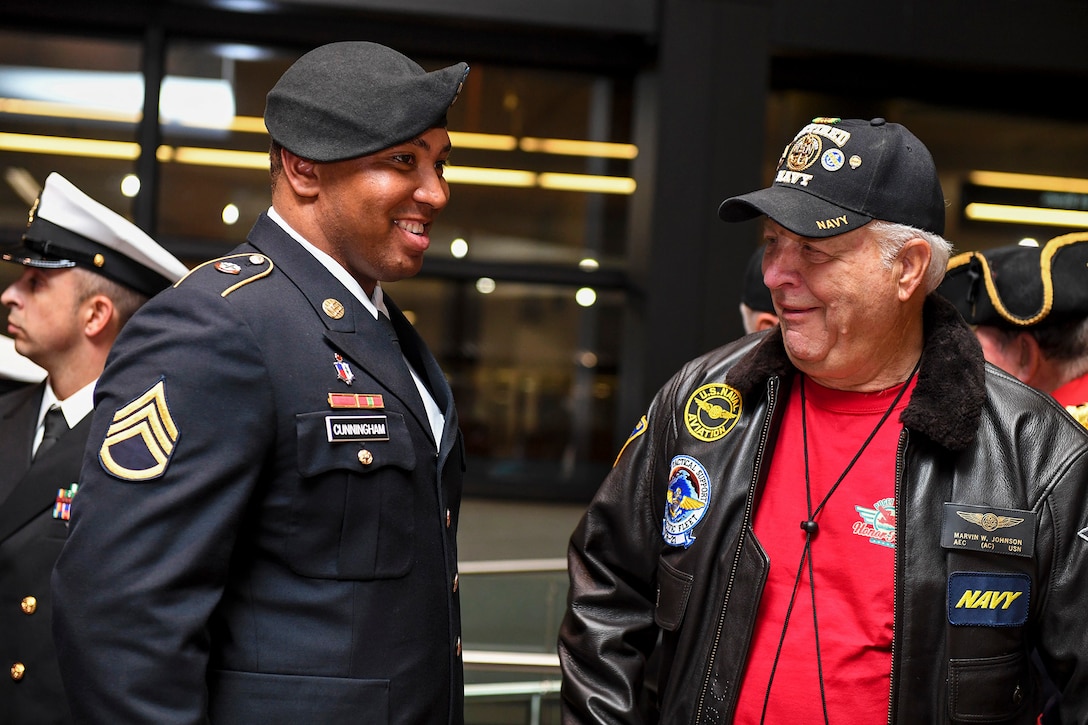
52 42 471 723
0 172 187 724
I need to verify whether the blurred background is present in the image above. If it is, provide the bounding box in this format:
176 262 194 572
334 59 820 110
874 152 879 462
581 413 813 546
2 1 1086 721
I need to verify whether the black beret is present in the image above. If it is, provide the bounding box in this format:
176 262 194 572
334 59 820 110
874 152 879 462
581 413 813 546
265 41 469 163
741 247 774 312
938 231 1088 328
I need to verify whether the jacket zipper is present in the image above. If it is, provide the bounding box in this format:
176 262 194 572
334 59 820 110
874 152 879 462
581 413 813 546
694 377 778 723
887 428 908 725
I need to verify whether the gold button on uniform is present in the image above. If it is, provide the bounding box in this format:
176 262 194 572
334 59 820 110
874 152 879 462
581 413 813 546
452 573 459 593
20 596 36 615
446 509 451 528
455 636 462 657
357 449 373 465
10 663 25 681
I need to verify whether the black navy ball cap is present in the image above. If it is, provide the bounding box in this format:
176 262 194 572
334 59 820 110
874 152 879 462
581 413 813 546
719 117 945 239
265 41 469 163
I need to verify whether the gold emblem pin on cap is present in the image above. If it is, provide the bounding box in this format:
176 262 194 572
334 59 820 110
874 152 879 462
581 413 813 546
322 298 345 319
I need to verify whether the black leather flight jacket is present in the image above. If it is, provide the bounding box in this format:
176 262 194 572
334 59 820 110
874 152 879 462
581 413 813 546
559 295 1088 724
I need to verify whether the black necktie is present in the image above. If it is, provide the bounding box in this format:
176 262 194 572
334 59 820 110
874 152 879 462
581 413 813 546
380 312 443 407
35 406 67 460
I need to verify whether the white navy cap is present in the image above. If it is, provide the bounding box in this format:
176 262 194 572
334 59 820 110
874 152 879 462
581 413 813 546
1 173 189 297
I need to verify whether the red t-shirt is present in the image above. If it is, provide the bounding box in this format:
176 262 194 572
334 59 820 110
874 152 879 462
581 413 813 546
1052 371 1088 409
733 375 915 723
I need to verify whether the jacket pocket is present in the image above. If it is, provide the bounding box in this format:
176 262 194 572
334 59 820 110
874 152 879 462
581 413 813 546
655 558 694 631
208 669 388 724
948 651 1029 722
289 411 417 580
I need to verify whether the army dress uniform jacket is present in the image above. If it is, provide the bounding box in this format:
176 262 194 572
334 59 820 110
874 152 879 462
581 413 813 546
52 213 466 724
558 296 1088 723
0 382 85 725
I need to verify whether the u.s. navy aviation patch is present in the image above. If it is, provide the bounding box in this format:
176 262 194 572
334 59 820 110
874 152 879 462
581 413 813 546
662 455 711 548
684 383 741 442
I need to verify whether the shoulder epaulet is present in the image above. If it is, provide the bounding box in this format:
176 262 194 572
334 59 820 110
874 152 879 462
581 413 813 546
174 253 274 297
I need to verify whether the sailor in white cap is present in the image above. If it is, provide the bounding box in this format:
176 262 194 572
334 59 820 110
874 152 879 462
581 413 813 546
0 171 187 724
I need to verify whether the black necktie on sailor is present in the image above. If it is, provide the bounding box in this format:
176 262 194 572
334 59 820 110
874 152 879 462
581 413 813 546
35 406 68 460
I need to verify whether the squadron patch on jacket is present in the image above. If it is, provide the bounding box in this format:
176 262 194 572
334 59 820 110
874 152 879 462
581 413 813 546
684 383 741 441
99 378 180 481
662 455 711 548
613 415 647 468
947 572 1030 627
941 502 1035 558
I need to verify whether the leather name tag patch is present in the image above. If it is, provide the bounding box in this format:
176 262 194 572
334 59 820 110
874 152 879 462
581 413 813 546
941 502 1035 558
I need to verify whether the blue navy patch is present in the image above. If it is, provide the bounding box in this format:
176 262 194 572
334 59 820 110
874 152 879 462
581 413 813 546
662 455 711 548
947 571 1030 627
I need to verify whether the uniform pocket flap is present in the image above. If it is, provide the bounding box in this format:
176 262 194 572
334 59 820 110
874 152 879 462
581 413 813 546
296 410 416 476
655 559 694 631
948 652 1029 722
208 669 389 723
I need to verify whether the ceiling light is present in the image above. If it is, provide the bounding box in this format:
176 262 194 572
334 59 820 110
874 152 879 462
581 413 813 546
968 170 1088 194
964 203 1088 228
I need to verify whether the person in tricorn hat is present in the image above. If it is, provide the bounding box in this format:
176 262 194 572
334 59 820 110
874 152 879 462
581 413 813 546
0 171 187 724
938 231 1088 426
53 42 471 723
558 117 1088 723
739 245 778 334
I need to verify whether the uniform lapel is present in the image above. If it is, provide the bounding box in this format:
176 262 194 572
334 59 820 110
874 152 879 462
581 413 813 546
0 383 44 503
0 413 90 542
246 215 433 435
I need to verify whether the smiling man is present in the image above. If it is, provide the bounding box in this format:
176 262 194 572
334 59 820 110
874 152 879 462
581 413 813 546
52 42 471 724
559 118 1088 723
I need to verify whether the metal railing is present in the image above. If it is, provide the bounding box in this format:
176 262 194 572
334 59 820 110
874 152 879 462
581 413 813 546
460 558 567 725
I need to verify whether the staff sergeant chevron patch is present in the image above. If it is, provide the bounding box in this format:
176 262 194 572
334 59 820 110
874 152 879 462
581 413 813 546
99 378 180 481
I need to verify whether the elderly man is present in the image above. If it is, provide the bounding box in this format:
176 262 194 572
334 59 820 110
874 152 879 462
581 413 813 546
938 231 1088 426
1 172 187 724
53 42 470 723
558 117 1088 723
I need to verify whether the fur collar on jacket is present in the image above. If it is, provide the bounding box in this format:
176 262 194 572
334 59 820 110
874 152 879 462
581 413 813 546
726 294 986 451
